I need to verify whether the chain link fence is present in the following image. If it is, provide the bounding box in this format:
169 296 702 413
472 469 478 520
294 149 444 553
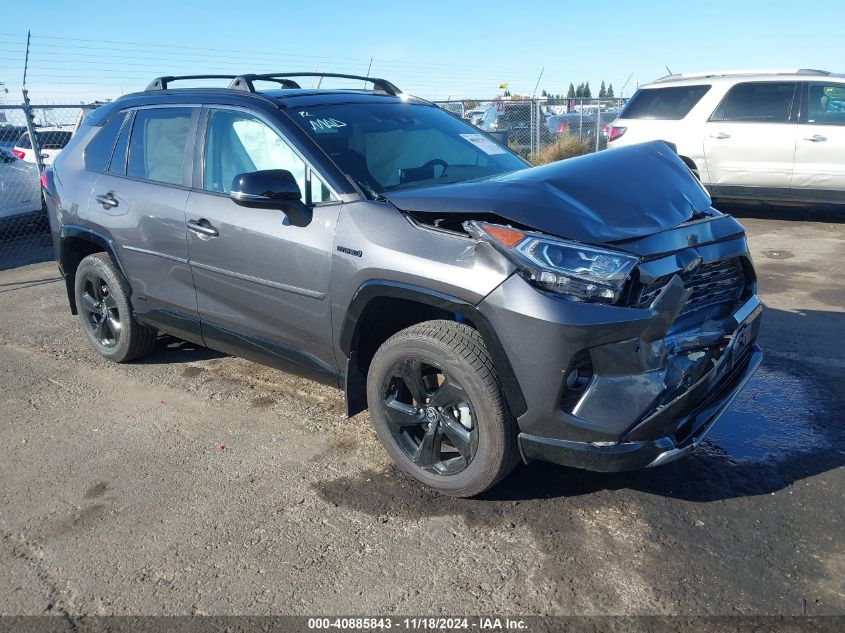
432 97 627 160
0 103 92 270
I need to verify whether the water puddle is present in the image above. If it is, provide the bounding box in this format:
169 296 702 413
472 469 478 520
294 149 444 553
704 363 831 462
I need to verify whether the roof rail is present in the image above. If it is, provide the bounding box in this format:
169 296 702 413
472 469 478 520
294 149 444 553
146 75 243 90
228 73 402 96
653 68 832 83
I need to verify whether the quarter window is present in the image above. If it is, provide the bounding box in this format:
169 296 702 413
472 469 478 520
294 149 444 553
806 83 845 126
84 112 127 172
203 109 335 204
710 82 797 123
621 85 711 120
127 108 193 185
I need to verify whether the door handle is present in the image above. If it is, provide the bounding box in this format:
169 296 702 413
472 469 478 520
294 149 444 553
710 132 731 139
95 192 118 209
804 134 827 142
187 219 219 238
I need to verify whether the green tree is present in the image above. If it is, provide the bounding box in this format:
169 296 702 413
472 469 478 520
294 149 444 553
583 82 592 99
606 83 614 98
567 83 576 98
575 83 584 98
541 89 548 97
599 81 607 99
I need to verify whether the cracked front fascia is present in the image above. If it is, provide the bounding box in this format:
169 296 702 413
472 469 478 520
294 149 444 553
571 274 736 436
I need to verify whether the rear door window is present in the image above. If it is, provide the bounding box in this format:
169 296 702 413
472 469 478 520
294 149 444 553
37 131 72 150
108 112 133 175
621 85 711 120
710 82 797 123
127 108 194 186
804 83 845 126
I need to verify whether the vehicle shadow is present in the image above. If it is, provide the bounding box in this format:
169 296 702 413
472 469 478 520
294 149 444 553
485 304 845 503
0 275 62 293
136 335 226 365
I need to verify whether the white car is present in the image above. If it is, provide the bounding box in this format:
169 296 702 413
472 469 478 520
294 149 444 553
607 69 845 205
12 126 73 166
0 147 42 220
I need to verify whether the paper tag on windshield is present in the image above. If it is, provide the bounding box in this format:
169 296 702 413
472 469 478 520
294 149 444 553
459 133 508 155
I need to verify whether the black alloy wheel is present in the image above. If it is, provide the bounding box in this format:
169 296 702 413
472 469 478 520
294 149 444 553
383 359 478 476
366 320 519 497
80 272 121 348
74 252 157 363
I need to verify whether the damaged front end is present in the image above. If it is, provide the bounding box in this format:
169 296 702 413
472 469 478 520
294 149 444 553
388 141 762 472
474 213 763 472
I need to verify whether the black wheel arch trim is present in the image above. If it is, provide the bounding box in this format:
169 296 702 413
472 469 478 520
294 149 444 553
340 279 528 419
59 224 129 315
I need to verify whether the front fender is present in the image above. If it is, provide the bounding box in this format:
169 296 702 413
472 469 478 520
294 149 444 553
339 279 527 419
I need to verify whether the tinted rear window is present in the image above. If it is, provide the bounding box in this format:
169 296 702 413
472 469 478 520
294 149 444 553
710 82 797 123
621 85 711 120
84 113 128 172
36 131 72 149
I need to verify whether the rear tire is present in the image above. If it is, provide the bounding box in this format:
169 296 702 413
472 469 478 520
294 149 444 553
366 320 519 497
74 253 157 363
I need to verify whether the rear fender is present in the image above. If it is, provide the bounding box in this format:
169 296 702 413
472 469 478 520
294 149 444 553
59 224 127 314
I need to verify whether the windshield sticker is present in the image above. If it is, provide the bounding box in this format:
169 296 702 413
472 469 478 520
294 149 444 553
309 118 347 132
459 133 508 155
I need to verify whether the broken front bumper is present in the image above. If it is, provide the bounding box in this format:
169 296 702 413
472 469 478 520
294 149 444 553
519 338 762 472
478 268 763 473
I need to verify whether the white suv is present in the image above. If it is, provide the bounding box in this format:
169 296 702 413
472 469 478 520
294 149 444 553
607 69 845 205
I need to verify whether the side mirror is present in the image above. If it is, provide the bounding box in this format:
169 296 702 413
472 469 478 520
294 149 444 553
230 169 311 226
230 169 303 207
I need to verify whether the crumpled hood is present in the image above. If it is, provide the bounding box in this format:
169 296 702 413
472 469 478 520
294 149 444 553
384 141 712 244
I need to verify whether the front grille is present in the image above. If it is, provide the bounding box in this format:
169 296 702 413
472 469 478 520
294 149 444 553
636 258 746 320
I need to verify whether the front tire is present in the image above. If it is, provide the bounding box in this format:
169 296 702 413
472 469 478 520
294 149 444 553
74 253 157 363
366 320 519 497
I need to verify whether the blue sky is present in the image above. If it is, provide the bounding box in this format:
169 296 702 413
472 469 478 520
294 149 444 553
1 0 843 102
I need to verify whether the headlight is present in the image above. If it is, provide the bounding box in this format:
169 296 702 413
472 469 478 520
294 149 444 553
465 221 638 303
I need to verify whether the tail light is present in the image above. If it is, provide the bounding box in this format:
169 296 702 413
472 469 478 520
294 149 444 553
606 125 627 143
41 166 60 208
12 148 25 159
556 121 569 135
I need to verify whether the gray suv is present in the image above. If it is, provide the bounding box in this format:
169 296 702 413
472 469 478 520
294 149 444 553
44 72 762 497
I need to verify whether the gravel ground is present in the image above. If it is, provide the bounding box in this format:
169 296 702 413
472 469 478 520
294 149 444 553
0 211 843 618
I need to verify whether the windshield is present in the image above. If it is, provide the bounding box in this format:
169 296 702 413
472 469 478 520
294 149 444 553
289 102 526 194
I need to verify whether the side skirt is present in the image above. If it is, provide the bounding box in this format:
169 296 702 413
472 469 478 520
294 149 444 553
135 308 342 388
201 321 342 388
